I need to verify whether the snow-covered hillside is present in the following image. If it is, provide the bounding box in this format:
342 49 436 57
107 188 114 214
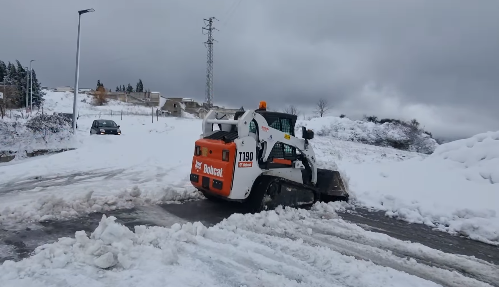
42 90 156 116
297 116 438 154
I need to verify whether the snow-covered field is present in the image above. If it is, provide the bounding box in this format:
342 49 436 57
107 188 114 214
1 91 499 286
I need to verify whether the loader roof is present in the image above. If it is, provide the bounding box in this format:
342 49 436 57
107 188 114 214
234 110 297 123
234 110 297 136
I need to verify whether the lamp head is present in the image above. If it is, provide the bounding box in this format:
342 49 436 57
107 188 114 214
78 8 95 15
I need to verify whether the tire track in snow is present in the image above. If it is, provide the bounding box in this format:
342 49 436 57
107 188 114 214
259 222 495 287
179 228 439 287
0 169 125 195
293 219 499 286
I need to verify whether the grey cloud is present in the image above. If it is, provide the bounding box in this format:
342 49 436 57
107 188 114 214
1 0 498 139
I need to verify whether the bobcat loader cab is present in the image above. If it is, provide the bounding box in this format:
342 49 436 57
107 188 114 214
190 101 348 212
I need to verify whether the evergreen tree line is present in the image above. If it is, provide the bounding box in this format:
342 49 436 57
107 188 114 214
95 79 149 94
0 60 45 108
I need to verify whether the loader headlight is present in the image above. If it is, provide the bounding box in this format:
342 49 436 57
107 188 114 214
222 149 229 161
195 145 201 156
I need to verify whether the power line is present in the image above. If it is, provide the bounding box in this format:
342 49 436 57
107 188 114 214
221 0 243 27
202 17 218 108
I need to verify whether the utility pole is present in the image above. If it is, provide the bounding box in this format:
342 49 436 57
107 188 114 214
202 17 218 109
25 66 29 112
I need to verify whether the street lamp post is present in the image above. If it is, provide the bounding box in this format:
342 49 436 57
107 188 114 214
72 8 95 132
30 59 35 112
25 66 29 112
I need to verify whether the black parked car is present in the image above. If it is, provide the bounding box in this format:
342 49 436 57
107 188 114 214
90 119 121 135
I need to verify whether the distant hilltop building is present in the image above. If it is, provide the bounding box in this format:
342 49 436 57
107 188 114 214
96 90 161 107
160 97 239 118
54 86 73 92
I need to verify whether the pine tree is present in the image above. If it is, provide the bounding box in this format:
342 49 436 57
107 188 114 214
126 83 134 93
96 80 103 90
6 62 17 86
28 69 45 107
116 86 120 92
136 79 144 92
4 62 18 107
15 60 29 107
122 85 126 92
0 61 6 82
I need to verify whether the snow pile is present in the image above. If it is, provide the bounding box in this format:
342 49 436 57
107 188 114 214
0 186 202 224
2 205 495 287
430 130 499 185
340 131 499 245
297 116 438 154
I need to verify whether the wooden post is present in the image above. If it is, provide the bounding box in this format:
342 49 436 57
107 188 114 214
121 110 122 120
151 107 153 123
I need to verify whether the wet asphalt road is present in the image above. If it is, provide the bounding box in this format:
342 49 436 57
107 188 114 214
1 199 498 268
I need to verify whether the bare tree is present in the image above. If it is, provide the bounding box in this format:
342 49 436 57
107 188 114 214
92 85 109 106
410 119 420 128
315 98 329 117
283 105 298 116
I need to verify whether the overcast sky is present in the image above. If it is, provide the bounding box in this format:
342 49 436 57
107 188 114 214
2 0 498 140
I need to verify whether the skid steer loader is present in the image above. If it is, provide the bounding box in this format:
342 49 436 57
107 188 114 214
189 101 349 212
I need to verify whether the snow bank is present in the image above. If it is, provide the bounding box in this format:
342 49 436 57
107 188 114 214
297 116 438 154
0 186 202 224
4 205 490 287
430 130 499 185
2 204 495 287
339 131 499 245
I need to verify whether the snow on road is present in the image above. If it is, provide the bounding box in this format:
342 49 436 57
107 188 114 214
2 205 496 287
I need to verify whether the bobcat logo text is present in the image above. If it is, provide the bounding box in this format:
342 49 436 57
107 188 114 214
203 164 223 177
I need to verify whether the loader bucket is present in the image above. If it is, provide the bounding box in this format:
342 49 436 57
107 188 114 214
316 168 349 202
